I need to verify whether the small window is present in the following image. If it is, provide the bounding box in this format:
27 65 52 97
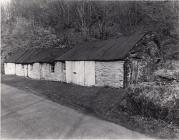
51 63 55 73
30 64 33 71
62 62 66 71
22 65 24 69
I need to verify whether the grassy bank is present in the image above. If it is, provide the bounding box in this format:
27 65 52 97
2 75 179 138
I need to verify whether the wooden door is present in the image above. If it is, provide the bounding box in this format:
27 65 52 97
72 61 85 86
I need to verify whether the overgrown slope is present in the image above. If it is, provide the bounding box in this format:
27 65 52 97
1 0 179 66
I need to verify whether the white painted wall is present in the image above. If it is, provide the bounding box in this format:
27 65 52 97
24 64 28 77
13 62 65 82
7 60 124 89
40 62 66 82
15 64 25 76
66 61 95 86
28 63 41 79
4 63 16 75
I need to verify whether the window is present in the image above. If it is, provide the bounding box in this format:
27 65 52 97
62 62 66 71
51 63 55 73
22 65 24 69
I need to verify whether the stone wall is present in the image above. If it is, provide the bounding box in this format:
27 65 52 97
95 61 124 88
125 59 155 86
4 63 16 75
40 62 66 82
125 35 161 86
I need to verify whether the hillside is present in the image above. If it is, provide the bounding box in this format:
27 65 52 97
1 0 179 66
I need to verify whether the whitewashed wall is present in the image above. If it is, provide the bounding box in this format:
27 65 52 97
24 64 28 77
4 63 16 75
8 60 125 89
40 62 66 82
95 61 124 88
15 64 25 76
28 63 41 79
66 61 95 86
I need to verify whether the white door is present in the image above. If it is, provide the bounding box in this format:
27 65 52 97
72 61 85 86
66 61 73 83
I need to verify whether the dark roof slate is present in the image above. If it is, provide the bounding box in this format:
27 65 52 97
5 48 71 64
56 31 146 61
4 49 27 63
5 31 148 63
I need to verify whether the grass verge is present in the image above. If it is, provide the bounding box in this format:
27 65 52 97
2 75 179 138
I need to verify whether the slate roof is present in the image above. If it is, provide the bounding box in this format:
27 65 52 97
56 31 146 61
5 31 149 63
5 48 71 64
4 49 27 63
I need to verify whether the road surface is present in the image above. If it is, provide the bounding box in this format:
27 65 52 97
1 84 151 139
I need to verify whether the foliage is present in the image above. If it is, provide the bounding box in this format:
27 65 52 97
125 83 179 124
2 0 179 43
1 0 179 68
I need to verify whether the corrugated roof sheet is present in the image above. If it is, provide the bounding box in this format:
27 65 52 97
5 48 71 63
56 31 146 61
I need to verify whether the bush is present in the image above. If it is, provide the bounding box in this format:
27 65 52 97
125 83 179 124
154 69 179 82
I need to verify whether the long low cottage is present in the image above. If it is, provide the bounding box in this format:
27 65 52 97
4 48 70 82
4 31 161 88
56 31 161 88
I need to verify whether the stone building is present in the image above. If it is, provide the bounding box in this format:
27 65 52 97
4 63 16 75
4 49 27 75
56 31 161 88
4 48 70 82
4 31 161 88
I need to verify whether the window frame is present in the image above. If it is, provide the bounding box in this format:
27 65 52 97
51 63 55 73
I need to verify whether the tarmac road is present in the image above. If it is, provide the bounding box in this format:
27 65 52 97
1 84 151 139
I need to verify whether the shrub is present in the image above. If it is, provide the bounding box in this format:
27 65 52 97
154 69 179 82
125 83 179 124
